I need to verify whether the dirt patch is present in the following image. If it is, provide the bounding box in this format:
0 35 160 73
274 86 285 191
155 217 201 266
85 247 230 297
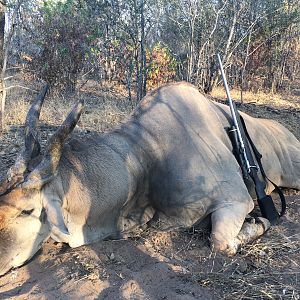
0 82 299 299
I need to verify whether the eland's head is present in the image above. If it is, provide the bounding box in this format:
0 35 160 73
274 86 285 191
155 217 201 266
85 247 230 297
0 85 83 275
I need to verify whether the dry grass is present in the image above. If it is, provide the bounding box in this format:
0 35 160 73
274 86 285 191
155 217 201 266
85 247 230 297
195 237 300 299
3 80 133 132
210 86 300 140
4 80 299 131
211 86 300 109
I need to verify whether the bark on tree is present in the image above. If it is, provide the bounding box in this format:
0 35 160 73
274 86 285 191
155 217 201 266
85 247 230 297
0 1 5 133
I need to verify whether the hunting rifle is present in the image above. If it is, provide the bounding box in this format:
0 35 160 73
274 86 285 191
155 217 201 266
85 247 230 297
217 54 285 224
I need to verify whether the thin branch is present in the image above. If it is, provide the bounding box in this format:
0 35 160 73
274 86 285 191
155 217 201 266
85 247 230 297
247 32 281 57
5 85 38 92
3 75 14 80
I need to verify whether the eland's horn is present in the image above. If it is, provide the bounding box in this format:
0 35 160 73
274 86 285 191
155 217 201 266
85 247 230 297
0 84 48 194
23 98 84 189
23 84 49 160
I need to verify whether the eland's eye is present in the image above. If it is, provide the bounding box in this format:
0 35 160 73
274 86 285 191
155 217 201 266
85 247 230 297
20 209 34 216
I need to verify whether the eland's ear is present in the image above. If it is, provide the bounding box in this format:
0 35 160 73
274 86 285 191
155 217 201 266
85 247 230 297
23 99 84 190
43 196 70 237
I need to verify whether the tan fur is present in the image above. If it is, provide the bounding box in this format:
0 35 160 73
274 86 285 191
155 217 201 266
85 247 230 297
0 189 30 229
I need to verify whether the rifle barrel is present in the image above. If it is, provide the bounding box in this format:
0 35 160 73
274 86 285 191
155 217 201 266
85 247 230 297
217 54 251 172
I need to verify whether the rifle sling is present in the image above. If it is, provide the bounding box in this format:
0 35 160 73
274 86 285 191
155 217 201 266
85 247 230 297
240 116 286 217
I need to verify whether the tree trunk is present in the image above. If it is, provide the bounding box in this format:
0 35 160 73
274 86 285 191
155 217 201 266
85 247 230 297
139 0 146 99
0 1 5 133
240 30 252 103
187 4 196 83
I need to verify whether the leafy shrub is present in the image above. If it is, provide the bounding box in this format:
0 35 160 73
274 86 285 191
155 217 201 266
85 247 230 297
147 44 177 89
31 0 94 92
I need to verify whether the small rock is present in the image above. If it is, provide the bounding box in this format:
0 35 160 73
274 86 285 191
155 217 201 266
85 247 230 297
237 260 248 273
98 253 109 262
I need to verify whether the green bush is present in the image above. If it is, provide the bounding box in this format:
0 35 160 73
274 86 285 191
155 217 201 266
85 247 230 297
31 0 95 92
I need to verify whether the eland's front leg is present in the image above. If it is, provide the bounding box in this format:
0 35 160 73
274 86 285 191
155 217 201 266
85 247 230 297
210 201 270 255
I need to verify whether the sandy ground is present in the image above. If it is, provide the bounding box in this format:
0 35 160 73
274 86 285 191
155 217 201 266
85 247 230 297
0 83 299 299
